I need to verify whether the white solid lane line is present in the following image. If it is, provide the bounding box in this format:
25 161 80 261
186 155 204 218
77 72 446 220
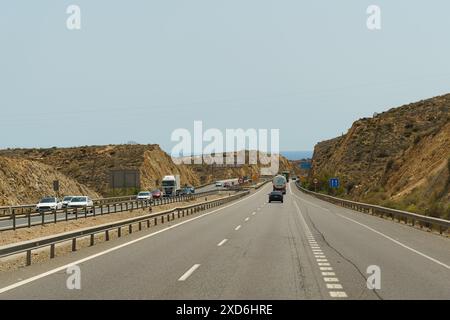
289 184 330 211
178 264 201 281
217 239 228 247
235 225 241 231
0 182 272 295
293 181 450 271
337 214 450 270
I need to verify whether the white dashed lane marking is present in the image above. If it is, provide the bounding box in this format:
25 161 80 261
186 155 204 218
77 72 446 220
330 291 348 298
217 239 228 247
235 225 241 231
292 199 348 299
327 284 343 289
178 264 201 281
245 217 249 222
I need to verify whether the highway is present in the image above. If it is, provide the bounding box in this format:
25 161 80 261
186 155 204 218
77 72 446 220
0 184 218 231
0 182 448 299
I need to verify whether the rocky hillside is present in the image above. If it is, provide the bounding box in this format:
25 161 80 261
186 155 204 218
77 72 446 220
0 145 200 196
310 94 450 218
0 156 99 206
0 145 293 199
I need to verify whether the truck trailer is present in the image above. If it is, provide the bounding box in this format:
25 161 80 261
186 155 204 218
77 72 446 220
273 175 287 194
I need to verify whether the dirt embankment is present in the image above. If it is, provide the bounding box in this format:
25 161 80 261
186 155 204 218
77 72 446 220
310 93 450 218
0 156 99 206
0 144 200 196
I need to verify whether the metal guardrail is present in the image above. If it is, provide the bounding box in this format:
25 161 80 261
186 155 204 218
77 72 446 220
0 190 220 232
0 184 218 216
0 190 250 266
294 182 450 235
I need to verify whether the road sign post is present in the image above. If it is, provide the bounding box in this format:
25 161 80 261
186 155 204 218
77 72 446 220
53 180 60 197
313 178 318 192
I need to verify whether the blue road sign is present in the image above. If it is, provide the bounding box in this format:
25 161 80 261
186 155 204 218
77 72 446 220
329 178 340 189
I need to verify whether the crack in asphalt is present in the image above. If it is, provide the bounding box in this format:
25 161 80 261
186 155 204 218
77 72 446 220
300 202 384 300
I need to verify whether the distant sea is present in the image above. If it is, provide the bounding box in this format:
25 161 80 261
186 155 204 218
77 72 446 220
280 151 313 160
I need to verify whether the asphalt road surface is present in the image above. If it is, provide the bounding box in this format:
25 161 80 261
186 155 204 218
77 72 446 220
0 182 448 299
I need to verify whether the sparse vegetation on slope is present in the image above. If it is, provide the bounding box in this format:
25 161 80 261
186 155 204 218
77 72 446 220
309 94 450 218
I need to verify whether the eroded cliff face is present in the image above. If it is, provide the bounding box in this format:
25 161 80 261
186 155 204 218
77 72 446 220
310 94 450 217
0 145 293 200
0 156 99 206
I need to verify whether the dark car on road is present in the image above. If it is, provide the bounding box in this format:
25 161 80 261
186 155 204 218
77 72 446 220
268 191 283 203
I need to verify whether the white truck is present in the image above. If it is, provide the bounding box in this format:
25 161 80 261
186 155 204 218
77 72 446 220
162 175 181 197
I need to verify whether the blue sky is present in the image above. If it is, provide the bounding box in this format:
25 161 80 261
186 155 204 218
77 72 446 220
1 1 450 152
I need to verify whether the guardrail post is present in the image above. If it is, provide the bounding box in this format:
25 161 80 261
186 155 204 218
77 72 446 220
147 219 150 228
105 230 110 241
118 227 121 237
161 215 164 224
75 208 78 220
12 209 16 231
53 209 57 223
41 210 45 225
27 212 31 228
72 238 77 251
139 221 142 231
154 217 157 225
26 250 32 266
129 224 133 234
90 234 94 246
50 244 55 258
84 206 88 218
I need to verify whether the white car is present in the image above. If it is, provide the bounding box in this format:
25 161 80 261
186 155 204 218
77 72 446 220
36 197 62 211
215 182 223 187
67 196 94 209
136 191 152 201
62 196 75 208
